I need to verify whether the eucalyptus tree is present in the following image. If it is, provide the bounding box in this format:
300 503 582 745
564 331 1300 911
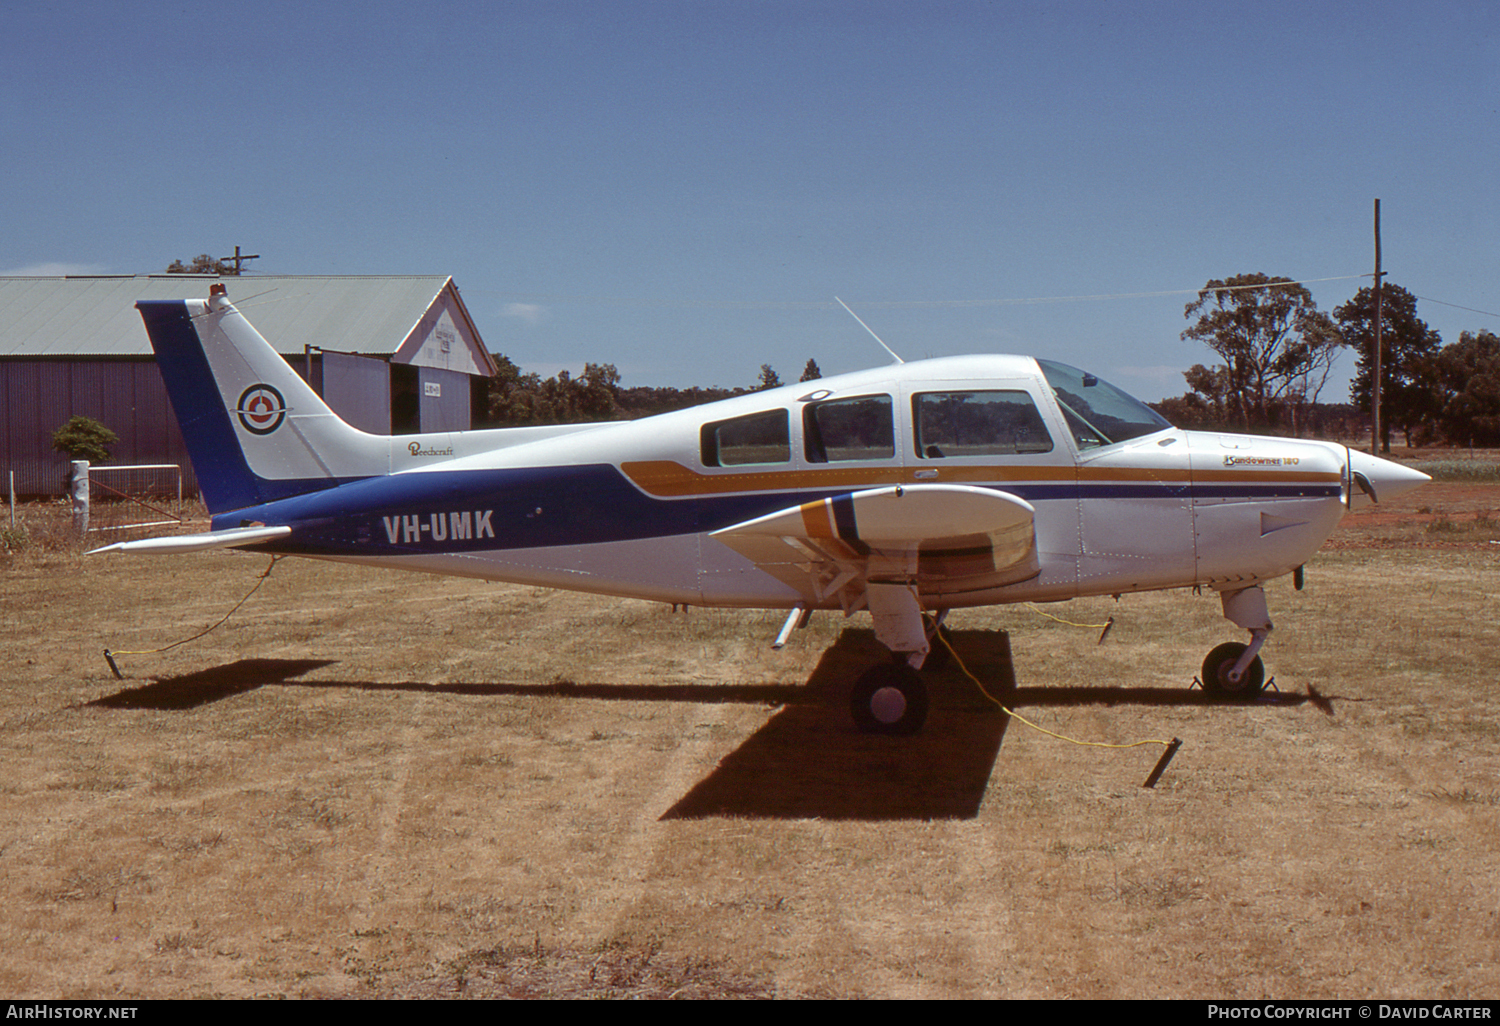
1334 283 1442 451
1182 273 1342 432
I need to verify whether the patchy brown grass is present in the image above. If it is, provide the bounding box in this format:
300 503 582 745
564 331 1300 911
2 485 1498 998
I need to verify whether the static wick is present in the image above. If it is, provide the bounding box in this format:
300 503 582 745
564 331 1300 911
1142 737 1183 789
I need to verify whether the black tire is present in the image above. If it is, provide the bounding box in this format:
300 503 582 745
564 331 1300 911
1200 642 1265 698
850 663 929 736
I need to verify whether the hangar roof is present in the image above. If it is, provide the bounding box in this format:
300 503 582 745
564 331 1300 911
0 275 495 374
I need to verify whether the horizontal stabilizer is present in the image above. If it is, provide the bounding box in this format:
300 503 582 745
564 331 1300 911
88 525 292 555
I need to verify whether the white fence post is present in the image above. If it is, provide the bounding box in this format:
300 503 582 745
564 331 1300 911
71 460 89 537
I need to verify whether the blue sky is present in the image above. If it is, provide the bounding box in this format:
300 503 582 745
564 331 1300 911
3 0 1496 400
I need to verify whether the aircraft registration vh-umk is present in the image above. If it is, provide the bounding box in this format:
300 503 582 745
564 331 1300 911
95 283 1428 735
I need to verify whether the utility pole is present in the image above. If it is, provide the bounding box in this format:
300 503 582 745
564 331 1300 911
1371 200 1385 456
1374 201 1380 456
219 245 260 275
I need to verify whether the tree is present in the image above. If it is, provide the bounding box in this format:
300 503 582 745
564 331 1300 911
1334 283 1443 451
166 254 237 275
52 416 117 463
1181 273 1342 431
481 356 622 426
1435 330 1500 446
757 364 781 390
575 362 621 419
800 358 822 382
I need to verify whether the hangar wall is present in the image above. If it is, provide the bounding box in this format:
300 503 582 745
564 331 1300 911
0 358 195 498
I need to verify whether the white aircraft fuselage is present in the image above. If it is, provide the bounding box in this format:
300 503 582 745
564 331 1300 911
231 360 1352 607
98 286 1428 733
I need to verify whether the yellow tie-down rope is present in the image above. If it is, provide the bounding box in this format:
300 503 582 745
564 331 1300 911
104 555 283 679
926 602 1182 787
1025 602 1115 643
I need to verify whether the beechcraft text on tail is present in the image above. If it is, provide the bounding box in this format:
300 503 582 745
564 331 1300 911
93 282 1428 735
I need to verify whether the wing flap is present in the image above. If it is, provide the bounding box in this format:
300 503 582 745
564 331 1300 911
710 484 1039 602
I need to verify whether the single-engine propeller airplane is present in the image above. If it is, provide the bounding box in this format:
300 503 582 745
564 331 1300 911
94 283 1428 734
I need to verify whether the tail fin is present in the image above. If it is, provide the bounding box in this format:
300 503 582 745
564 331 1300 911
139 285 388 513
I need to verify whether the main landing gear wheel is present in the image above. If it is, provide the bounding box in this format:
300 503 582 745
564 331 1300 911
850 663 929 736
1200 642 1265 699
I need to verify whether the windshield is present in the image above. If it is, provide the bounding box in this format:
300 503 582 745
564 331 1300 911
1035 359 1171 450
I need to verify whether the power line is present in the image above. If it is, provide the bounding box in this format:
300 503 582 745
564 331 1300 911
461 274 1370 311
1411 294 1500 321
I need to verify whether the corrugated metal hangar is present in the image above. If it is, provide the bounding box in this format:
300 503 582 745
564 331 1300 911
0 275 498 497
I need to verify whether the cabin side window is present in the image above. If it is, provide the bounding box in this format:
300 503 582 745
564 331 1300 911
804 395 895 463
700 409 791 467
912 390 1054 458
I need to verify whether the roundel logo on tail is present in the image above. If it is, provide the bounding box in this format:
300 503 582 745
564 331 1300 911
236 384 287 435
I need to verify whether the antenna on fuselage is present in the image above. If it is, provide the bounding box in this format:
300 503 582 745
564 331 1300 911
835 297 904 365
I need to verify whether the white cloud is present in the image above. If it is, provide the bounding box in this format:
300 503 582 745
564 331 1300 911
502 302 547 326
1 262 110 277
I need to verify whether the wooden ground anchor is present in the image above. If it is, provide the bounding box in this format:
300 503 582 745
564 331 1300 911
1142 737 1183 788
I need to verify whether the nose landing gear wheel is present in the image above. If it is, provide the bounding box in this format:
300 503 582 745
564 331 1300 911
1201 642 1265 698
850 663 929 735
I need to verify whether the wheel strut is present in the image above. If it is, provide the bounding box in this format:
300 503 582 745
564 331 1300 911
1229 627 1270 684
1220 586 1273 684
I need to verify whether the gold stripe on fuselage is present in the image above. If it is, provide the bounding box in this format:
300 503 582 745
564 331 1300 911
619 460 1338 499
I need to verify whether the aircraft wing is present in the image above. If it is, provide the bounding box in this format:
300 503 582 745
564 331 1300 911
710 484 1039 606
87 525 293 555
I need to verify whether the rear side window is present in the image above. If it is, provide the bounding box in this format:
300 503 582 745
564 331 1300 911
913 390 1053 458
804 395 895 463
701 409 790 466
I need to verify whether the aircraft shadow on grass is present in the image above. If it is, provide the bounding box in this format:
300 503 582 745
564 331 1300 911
90 629 1330 821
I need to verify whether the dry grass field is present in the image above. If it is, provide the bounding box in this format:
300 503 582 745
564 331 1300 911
2 477 1498 998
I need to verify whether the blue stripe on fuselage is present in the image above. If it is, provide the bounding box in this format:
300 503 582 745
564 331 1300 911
215 464 1342 557
217 464 790 555
1016 482 1340 501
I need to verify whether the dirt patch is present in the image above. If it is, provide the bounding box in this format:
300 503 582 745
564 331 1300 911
1327 482 1500 550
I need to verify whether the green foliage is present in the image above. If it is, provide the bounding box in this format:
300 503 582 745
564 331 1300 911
51 416 117 463
615 384 747 419
757 364 781 391
0 526 29 556
481 357 623 426
1181 273 1342 430
1151 391 1224 432
1157 364 1362 438
1168 363 1234 428
800 358 822 382
1336 284 1443 450
1434 330 1500 447
481 350 775 425
165 254 237 275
